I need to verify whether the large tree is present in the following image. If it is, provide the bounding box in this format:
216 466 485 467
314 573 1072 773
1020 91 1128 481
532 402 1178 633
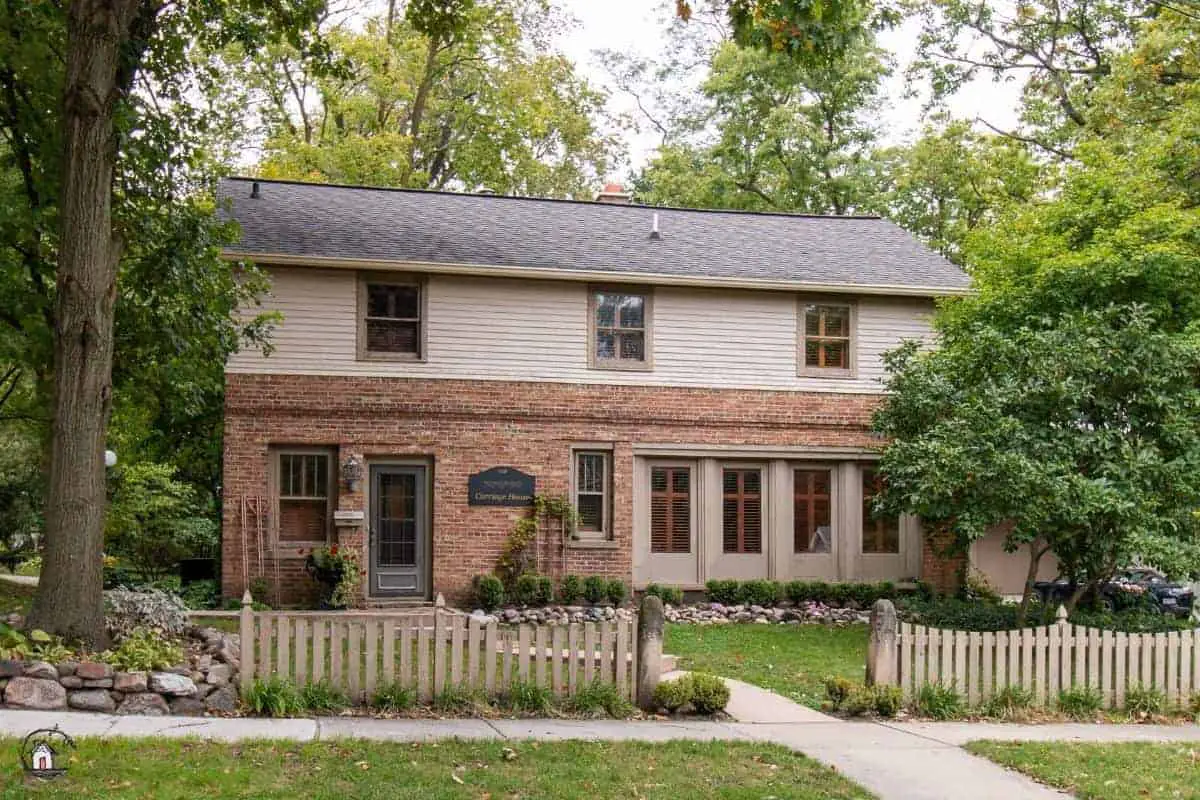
0 0 327 646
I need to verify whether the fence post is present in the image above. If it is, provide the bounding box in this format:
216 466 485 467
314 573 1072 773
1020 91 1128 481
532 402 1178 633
636 595 664 710
238 589 254 698
867 599 898 687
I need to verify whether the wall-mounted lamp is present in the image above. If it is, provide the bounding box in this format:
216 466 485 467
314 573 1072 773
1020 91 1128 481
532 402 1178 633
341 455 364 492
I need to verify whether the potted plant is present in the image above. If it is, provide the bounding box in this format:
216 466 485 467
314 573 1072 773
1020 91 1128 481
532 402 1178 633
304 545 361 609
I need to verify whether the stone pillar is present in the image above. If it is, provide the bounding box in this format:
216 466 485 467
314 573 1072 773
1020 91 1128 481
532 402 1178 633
636 594 664 710
866 599 898 687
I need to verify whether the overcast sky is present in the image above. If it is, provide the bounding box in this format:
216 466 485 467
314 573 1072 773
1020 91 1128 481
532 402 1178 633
555 0 1024 181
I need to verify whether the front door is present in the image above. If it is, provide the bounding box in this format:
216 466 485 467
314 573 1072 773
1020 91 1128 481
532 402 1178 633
370 465 428 598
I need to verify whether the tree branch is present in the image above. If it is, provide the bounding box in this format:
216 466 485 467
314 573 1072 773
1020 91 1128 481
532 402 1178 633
977 117 1076 161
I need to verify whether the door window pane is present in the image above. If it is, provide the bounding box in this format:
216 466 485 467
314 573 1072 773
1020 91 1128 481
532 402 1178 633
378 472 417 567
794 469 833 554
861 468 900 554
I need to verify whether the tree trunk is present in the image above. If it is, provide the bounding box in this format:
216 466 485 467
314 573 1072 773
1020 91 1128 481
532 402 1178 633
27 0 141 648
1015 540 1047 627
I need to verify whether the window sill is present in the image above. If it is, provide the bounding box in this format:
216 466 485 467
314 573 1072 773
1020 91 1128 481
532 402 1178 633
797 368 856 379
357 352 426 363
566 538 619 550
590 360 653 372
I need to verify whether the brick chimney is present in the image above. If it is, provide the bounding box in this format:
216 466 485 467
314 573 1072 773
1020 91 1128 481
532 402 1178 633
595 182 632 204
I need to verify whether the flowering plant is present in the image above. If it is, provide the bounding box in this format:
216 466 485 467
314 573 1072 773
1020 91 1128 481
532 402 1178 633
304 544 361 609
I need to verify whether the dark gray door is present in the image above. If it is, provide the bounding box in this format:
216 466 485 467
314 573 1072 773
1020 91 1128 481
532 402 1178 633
370 465 427 597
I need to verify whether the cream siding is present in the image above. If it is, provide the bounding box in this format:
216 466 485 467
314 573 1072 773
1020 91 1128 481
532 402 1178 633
228 266 935 391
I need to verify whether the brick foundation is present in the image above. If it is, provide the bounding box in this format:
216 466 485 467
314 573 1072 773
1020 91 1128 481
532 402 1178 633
222 374 889 606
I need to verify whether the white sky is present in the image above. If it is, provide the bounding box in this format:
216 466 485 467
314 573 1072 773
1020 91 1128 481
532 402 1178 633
556 0 1024 181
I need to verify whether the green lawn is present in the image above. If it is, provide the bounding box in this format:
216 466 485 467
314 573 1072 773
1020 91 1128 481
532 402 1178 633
2 738 873 799
967 741 1200 800
0 578 35 616
665 623 868 708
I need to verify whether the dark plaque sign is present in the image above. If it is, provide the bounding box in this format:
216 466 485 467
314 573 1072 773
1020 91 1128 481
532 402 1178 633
468 466 536 507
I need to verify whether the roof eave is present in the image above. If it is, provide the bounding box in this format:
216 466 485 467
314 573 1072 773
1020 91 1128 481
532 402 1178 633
219 249 974 298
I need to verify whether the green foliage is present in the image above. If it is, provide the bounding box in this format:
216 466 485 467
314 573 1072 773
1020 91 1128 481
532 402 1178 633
245 677 306 718
559 575 583 605
431 685 484 714
496 496 579 585
687 672 731 714
566 679 634 718
825 679 902 717
500 680 555 714
740 580 781 607
371 682 417 713
981 685 1035 720
1057 686 1103 719
1189 692 1200 716
605 579 626 606
15 555 41 577
0 623 70 661
104 588 190 641
915 683 964 720
304 546 361 609
472 574 505 611
179 580 220 611
100 628 184 672
824 676 856 707
643 584 684 606
299 679 349 714
870 685 903 718
1124 685 1167 717
582 576 608 605
534 575 554 606
652 677 694 713
705 579 742 605
897 597 1196 634
513 573 540 607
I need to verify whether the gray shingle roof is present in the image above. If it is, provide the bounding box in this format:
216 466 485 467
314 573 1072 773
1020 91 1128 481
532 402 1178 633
217 178 970 294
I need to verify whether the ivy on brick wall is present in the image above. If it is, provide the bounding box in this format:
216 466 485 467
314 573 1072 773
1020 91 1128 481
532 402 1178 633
496 494 578 585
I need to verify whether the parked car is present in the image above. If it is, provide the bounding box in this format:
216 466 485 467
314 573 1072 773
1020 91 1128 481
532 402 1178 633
1034 568 1196 617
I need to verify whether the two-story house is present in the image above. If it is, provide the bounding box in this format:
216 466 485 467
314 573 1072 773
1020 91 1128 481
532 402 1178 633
218 177 993 607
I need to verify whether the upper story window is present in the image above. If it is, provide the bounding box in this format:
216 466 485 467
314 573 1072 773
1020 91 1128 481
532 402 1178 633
799 301 855 377
573 449 612 539
590 289 652 369
861 467 900 554
358 276 424 360
275 450 334 543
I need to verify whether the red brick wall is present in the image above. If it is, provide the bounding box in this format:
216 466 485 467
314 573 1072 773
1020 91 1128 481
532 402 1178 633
921 528 967 596
221 374 886 606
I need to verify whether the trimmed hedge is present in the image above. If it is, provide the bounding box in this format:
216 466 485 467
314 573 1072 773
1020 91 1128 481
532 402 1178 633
704 578 901 607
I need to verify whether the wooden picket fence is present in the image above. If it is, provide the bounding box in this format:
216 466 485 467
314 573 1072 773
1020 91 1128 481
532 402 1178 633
890 608 1200 709
238 603 639 705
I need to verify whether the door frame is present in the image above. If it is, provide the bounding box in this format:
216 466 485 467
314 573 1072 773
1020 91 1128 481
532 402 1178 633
366 458 433 599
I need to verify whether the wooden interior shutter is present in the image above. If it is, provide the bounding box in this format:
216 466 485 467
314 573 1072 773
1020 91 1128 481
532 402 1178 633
722 468 762 554
651 466 690 553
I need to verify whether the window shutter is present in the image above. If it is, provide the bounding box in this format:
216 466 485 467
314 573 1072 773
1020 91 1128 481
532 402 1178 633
651 467 690 553
722 468 762 554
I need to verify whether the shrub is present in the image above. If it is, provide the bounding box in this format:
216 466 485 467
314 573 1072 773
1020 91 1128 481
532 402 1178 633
1057 686 1103 719
643 584 683 606
245 677 305 717
179 579 220 610
1190 692 1200 715
688 672 731 714
473 574 505 611
825 679 902 718
567 679 633 718
582 575 608 605
300 679 349 714
559 575 583 605
825 583 854 606
1125 685 1167 716
513 573 540 606
0 624 71 662
824 676 855 707
100 628 184 671
840 685 878 716
104 588 189 641
534 575 555 606
897 597 1022 632
304 546 360 609
432 685 483 714
501 680 555 714
605 579 627 606
785 581 818 604
705 579 742 605
652 677 691 712
741 580 781 607
915 683 963 720
871 685 903 717
981 685 1035 720
371 682 416 712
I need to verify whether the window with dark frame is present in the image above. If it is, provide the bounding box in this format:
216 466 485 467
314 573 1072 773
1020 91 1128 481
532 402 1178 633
593 291 647 365
801 303 852 372
574 451 611 538
722 468 763 554
650 466 691 553
861 467 900 554
364 281 421 356
794 469 833 554
276 452 332 543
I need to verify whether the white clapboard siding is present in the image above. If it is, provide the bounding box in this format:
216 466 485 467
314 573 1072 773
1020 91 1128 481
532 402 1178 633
228 267 935 393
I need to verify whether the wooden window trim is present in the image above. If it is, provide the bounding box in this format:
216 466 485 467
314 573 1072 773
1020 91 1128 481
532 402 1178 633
588 285 654 371
570 446 613 541
270 446 336 549
721 466 764 554
650 463 693 554
861 466 901 555
797 297 857 378
793 467 834 555
356 272 428 362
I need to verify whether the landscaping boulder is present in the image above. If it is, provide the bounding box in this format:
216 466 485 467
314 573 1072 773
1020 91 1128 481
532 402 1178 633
76 662 113 681
193 683 216 699
113 671 148 693
5 677 67 710
23 661 58 680
59 676 83 689
117 692 170 716
149 672 196 696
68 689 117 713
56 661 79 677
203 686 238 713
83 678 114 689
168 697 206 716
205 664 232 687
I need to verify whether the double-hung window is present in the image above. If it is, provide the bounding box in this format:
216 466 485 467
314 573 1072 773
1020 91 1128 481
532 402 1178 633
275 450 334 544
799 301 855 377
591 289 651 369
359 277 424 359
573 450 612 539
